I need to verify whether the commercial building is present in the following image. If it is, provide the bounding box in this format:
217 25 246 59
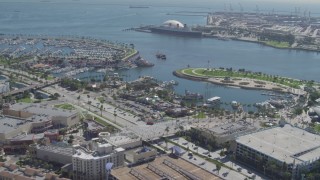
0 115 50 143
3 103 80 128
235 124 320 178
84 120 105 139
111 155 221 180
125 146 157 164
194 120 256 145
101 131 142 149
0 102 79 143
33 143 73 165
72 137 125 180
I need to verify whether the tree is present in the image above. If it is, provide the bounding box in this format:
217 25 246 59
77 95 81 105
219 150 225 157
88 101 92 111
165 126 169 135
113 110 117 122
216 164 221 174
100 105 103 116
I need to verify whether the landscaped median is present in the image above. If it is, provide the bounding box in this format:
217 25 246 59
174 68 309 95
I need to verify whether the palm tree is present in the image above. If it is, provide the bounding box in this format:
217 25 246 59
100 105 103 116
113 110 117 123
216 164 221 174
77 95 81 105
88 101 92 111
179 125 184 136
165 126 169 135
230 154 236 168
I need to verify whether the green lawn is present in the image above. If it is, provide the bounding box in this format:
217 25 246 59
193 111 206 119
46 75 55 80
97 97 105 103
93 116 119 133
17 97 33 103
54 103 75 110
179 68 303 89
314 124 320 133
263 41 290 48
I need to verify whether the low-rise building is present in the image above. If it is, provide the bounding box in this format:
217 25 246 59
235 124 320 179
103 131 142 149
194 120 256 145
125 146 157 163
0 115 50 144
35 143 73 165
0 103 79 144
3 103 79 128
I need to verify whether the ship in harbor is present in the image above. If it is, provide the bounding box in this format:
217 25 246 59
129 5 149 8
149 20 202 37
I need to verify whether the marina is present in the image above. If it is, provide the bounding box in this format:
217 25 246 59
1 1 320 106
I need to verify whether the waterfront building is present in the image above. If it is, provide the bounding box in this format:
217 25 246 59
72 137 125 180
235 124 320 179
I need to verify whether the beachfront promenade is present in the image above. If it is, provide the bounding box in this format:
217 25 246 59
174 68 307 96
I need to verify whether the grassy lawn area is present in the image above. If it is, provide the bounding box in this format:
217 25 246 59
93 116 119 133
314 124 320 133
97 97 105 103
179 68 304 89
54 103 75 110
17 97 33 103
193 111 206 119
46 75 55 80
262 41 290 48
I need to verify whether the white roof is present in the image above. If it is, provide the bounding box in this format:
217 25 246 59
236 125 320 165
162 20 184 28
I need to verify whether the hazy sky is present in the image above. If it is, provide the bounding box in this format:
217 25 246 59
1 0 320 11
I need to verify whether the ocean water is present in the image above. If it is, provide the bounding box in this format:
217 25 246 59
1 0 320 105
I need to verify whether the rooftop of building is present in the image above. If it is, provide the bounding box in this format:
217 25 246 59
9 133 44 142
106 131 141 146
197 120 255 136
85 120 104 131
236 124 320 165
0 163 68 180
111 155 221 180
10 103 78 117
36 143 73 157
72 138 124 160
0 115 51 134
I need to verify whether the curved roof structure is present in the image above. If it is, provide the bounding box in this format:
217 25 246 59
162 20 184 28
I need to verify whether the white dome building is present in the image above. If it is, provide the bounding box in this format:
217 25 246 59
162 20 185 28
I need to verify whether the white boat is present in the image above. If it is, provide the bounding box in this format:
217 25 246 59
204 96 221 107
207 96 221 104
